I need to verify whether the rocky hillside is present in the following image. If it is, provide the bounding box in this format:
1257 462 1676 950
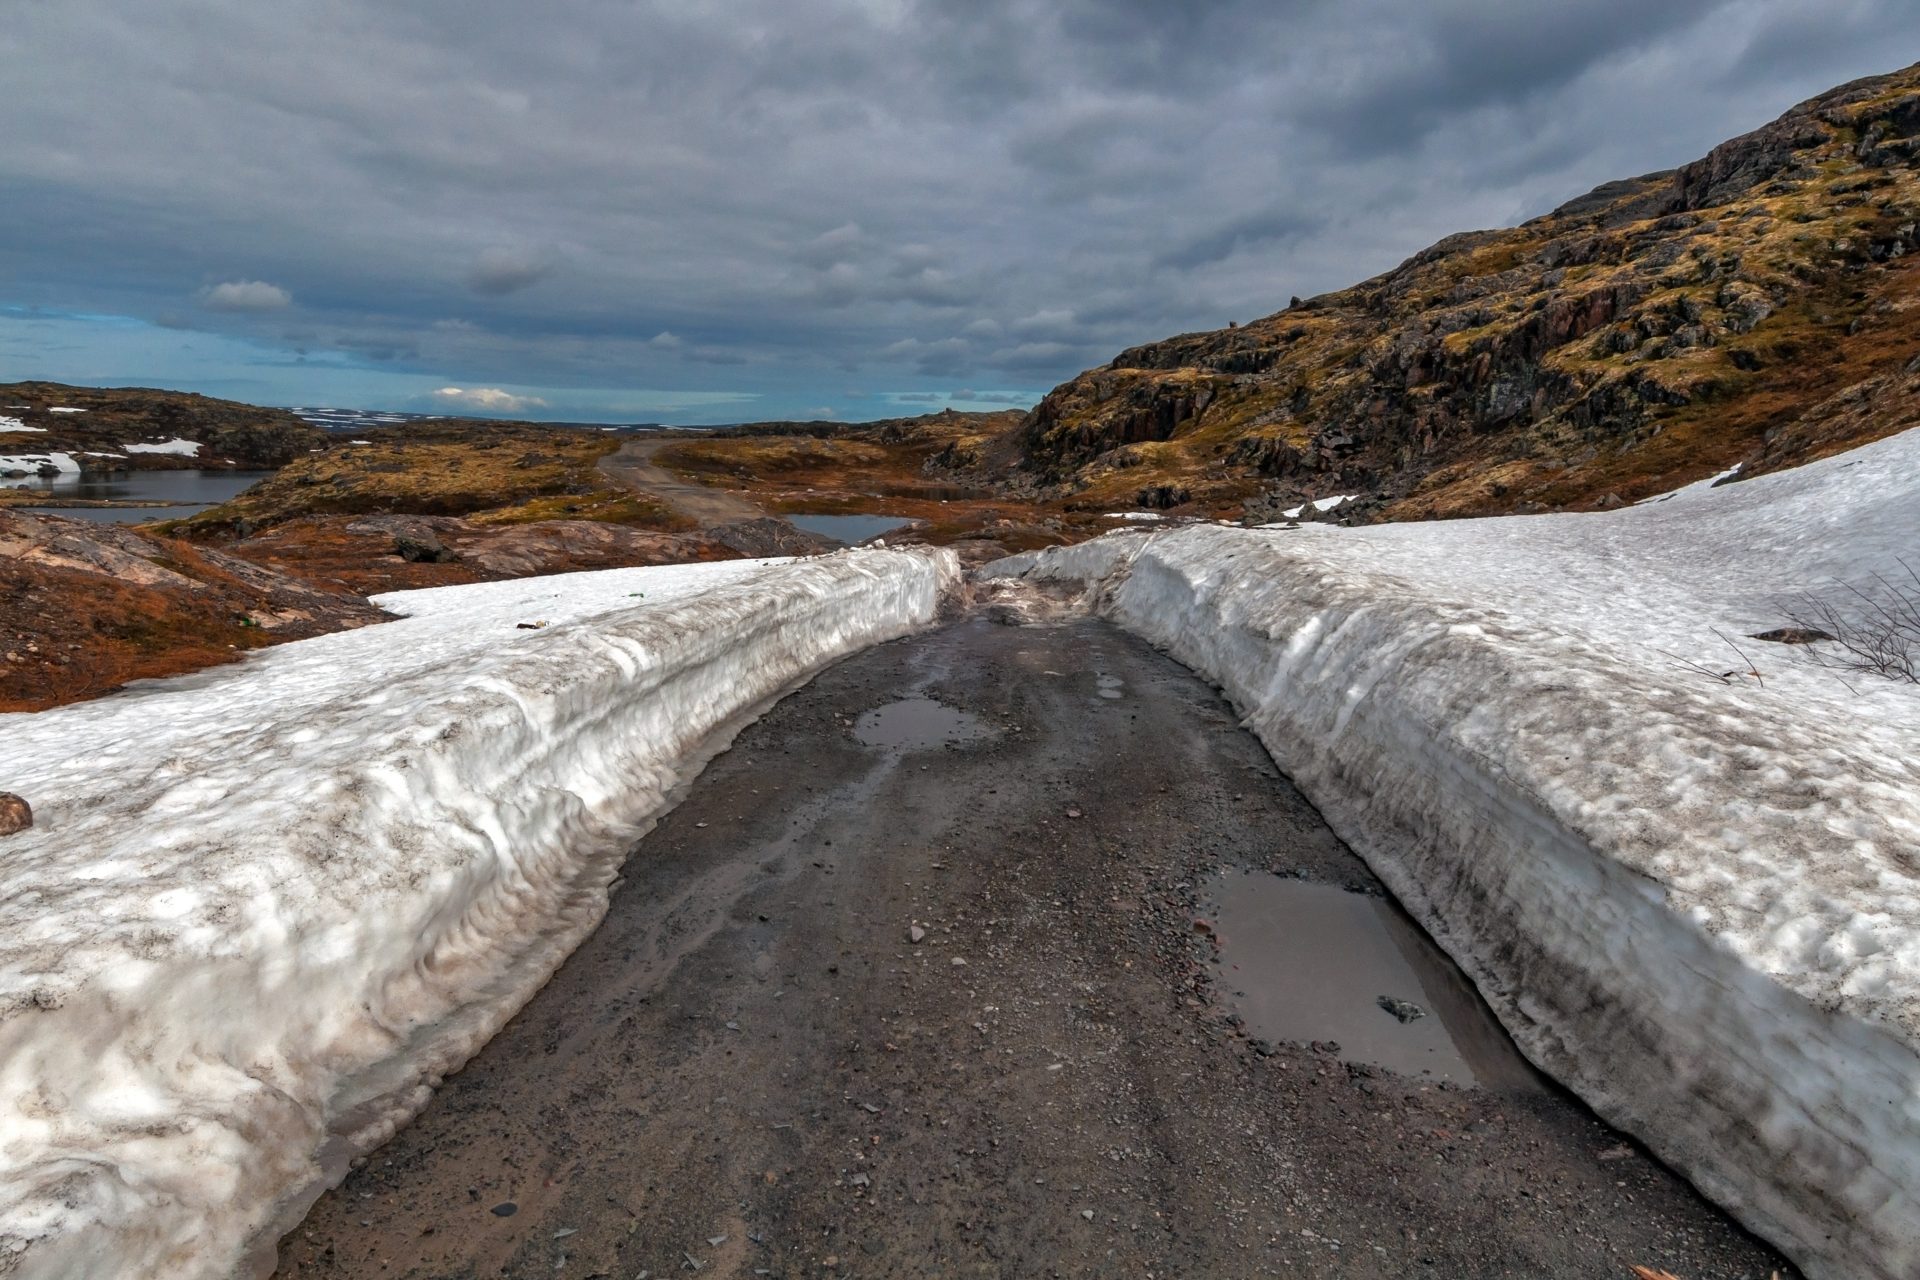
966 63 1920 521
0 381 326 470
0 511 386 710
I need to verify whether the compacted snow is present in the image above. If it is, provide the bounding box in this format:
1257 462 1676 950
0 548 957 1280
989 430 1920 1280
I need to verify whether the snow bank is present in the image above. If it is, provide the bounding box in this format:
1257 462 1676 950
122 438 202 456
0 418 44 434
0 548 957 1280
987 430 1920 1280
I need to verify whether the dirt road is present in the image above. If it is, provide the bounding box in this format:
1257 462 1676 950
276 616 1794 1279
600 437 768 526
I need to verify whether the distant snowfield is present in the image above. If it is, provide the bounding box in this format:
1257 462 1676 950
122 438 202 456
990 429 1920 1280
0 548 958 1280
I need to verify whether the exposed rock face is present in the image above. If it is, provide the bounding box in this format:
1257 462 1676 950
970 63 1920 520
0 793 30 837
710 518 837 558
0 511 388 711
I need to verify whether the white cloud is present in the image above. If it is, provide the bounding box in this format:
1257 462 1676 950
648 331 684 349
432 386 548 413
201 280 292 311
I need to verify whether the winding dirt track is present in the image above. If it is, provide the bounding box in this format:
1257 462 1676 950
599 437 768 527
276 616 1794 1279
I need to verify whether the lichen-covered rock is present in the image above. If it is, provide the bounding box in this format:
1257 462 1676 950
952 62 1920 521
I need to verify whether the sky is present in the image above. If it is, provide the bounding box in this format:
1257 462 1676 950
2 2 1914 424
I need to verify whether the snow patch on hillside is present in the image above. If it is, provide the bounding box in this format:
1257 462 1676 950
0 548 958 1280
0 417 44 433
0 452 79 478
123 438 202 456
988 429 1920 1280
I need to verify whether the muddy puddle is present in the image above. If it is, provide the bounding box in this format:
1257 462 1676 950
854 697 992 750
1204 871 1540 1089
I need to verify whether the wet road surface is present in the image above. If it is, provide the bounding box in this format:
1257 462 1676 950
277 616 1794 1279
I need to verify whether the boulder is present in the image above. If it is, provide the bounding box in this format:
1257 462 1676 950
0 793 31 837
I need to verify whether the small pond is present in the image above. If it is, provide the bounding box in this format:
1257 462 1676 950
787 514 912 544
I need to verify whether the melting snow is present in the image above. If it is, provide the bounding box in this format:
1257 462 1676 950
46 407 85 414
991 429 1920 1280
0 548 958 1279
0 418 44 434
122 438 203 456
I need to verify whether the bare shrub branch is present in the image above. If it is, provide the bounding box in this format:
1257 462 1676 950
1785 558 1920 684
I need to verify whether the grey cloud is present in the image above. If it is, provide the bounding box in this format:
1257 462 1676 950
467 246 553 295
949 389 1035 405
0 0 1907 417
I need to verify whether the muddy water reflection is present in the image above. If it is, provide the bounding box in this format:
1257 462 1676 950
1206 871 1540 1089
853 697 992 751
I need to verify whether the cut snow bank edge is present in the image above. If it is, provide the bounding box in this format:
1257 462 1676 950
987 440 1920 1280
0 547 959 1280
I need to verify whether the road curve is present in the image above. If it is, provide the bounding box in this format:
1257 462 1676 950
599 436 768 527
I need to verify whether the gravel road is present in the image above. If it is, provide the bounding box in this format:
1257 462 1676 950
276 615 1794 1279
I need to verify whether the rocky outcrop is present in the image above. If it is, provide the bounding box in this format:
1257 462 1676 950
976 62 1920 520
0 382 327 469
0 511 387 711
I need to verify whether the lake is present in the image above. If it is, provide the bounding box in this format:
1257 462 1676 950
3 469 275 523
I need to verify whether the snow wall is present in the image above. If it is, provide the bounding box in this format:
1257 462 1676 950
987 433 1920 1280
0 547 958 1280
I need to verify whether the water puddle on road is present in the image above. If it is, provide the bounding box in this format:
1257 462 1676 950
1205 871 1540 1088
1095 673 1125 699
854 697 992 751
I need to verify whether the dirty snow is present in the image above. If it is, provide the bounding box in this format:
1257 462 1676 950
989 429 1920 1280
0 418 44 434
122 438 202 456
0 547 957 1280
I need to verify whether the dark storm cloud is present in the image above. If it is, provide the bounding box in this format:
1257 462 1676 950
2 0 1912 415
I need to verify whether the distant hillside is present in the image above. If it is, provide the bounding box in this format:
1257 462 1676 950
954 63 1920 521
0 381 327 469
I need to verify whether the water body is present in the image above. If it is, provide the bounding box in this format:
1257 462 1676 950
786 513 911 544
1205 870 1540 1088
853 696 992 750
4 469 274 523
